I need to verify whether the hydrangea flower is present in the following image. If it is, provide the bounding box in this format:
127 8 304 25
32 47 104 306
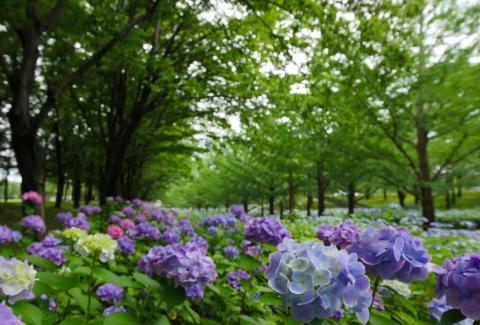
122 206 136 217
245 217 291 246
103 305 126 316
75 234 117 262
79 205 101 215
428 297 452 321
223 246 239 258
0 225 21 244
227 269 250 291
119 219 135 230
138 238 216 300
96 283 124 303
349 226 430 283
55 212 73 223
128 222 161 240
63 227 87 241
107 225 124 239
177 218 195 236
0 257 37 304
20 215 46 234
435 254 480 320
162 230 180 244
317 222 360 249
27 235 67 265
265 239 372 324
132 198 143 206
0 301 24 324
21 191 43 204
109 215 121 224
117 236 135 256
64 215 90 232
230 205 244 218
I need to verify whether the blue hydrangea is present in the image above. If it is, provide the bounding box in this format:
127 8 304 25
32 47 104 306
265 239 372 324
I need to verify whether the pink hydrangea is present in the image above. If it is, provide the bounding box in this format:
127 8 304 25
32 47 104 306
107 225 124 239
21 191 43 204
120 219 135 230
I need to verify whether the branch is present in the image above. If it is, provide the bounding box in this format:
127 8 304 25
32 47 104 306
39 0 64 29
432 134 468 181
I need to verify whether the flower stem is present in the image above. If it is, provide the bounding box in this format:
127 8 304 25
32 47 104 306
85 258 96 322
369 276 380 312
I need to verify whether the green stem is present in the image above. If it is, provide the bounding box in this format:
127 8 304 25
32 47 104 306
369 276 380 312
85 258 96 322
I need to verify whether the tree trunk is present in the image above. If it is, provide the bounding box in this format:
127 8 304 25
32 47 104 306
397 190 405 207
243 200 248 213
261 203 264 216
72 177 81 208
316 160 327 216
457 175 462 197
383 188 387 200
347 182 355 214
451 189 456 205
55 173 65 208
445 190 451 210
268 193 275 215
279 201 284 218
416 100 435 225
288 170 295 212
3 177 8 202
306 193 313 216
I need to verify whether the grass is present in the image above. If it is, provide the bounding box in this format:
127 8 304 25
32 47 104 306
0 201 76 227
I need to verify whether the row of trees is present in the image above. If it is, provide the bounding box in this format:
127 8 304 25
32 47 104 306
0 0 301 209
165 0 480 225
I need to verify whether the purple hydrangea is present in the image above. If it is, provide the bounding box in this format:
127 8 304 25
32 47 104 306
162 230 180 244
0 301 24 324
349 226 430 283
20 215 46 234
64 215 90 232
55 212 73 223
117 236 135 255
78 205 101 215
96 283 124 303
316 224 335 245
122 206 136 217
187 236 208 254
227 269 250 291
317 222 360 249
253 292 261 301
230 205 244 218
223 246 239 258
138 238 216 300
27 235 67 265
109 215 121 224
177 218 195 236
103 305 126 316
132 199 143 207
435 253 480 320
207 226 218 235
0 225 20 244
428 297 452 321
114 196 123 203
128 222 161 240
244 217 291 246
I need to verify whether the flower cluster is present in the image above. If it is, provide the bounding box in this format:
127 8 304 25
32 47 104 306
435 253 480 320
349 226 430 283
96 283 124 303
0 225 22 244
64 215 90 232
227 269 250 291
21 191 43 204
201 215 238 235
103 305 126 316
265 239 372 324
27 235 67 265
0 301 24 324
107 225 124 239
162 230 180 244
63 227 87 241
245 217 291 246
117 236 135 255
79 205 101 215
0 257 37 304
316 222 359 249
119 219 135 230
75 234 117 262
223 246 239 258
138 238 216 300
128 221 161 240
428 297 452 321
20 215 46 234
55 212 73 223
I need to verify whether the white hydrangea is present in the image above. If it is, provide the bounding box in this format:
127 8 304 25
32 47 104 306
382 279 411 298
75 234 117 262
0 257 36 303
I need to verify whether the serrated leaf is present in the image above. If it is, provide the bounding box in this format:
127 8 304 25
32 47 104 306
103 312 141 325
11 302 44 325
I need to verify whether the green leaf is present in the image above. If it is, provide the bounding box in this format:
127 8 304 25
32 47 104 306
259 292 281 305
162 282 185 309
103 312 141 325
440 309 466 324
25 255 57 271
11 302 44 325
239 315 274 325
68 287 102 314
153 315 172 325
199 318 222 325
38 273 79 291
369 312 401 325
59 316 84 325
133 272 162 289
238 255 262 271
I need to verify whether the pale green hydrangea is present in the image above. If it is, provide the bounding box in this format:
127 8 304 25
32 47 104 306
75 234 117 262
0 258 36 302
382 279 411 298
63 227 87 241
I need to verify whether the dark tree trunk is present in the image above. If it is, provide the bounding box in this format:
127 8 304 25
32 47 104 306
279 201 284 218
55 173 65 208
316 160 327 216
445 190 451 210
243 200 248 213
3 177 8 202
261 203 264 216
268 193 275 215
457 175 462 197
383 188 387 200
64 180 70 202
288 170 295 211
397 190 405 207
306 193 313 216
451 189 456 205
53 116 65 208
347 182 355 214
416 100 435 226
72 177 81 208
414 192 419 205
